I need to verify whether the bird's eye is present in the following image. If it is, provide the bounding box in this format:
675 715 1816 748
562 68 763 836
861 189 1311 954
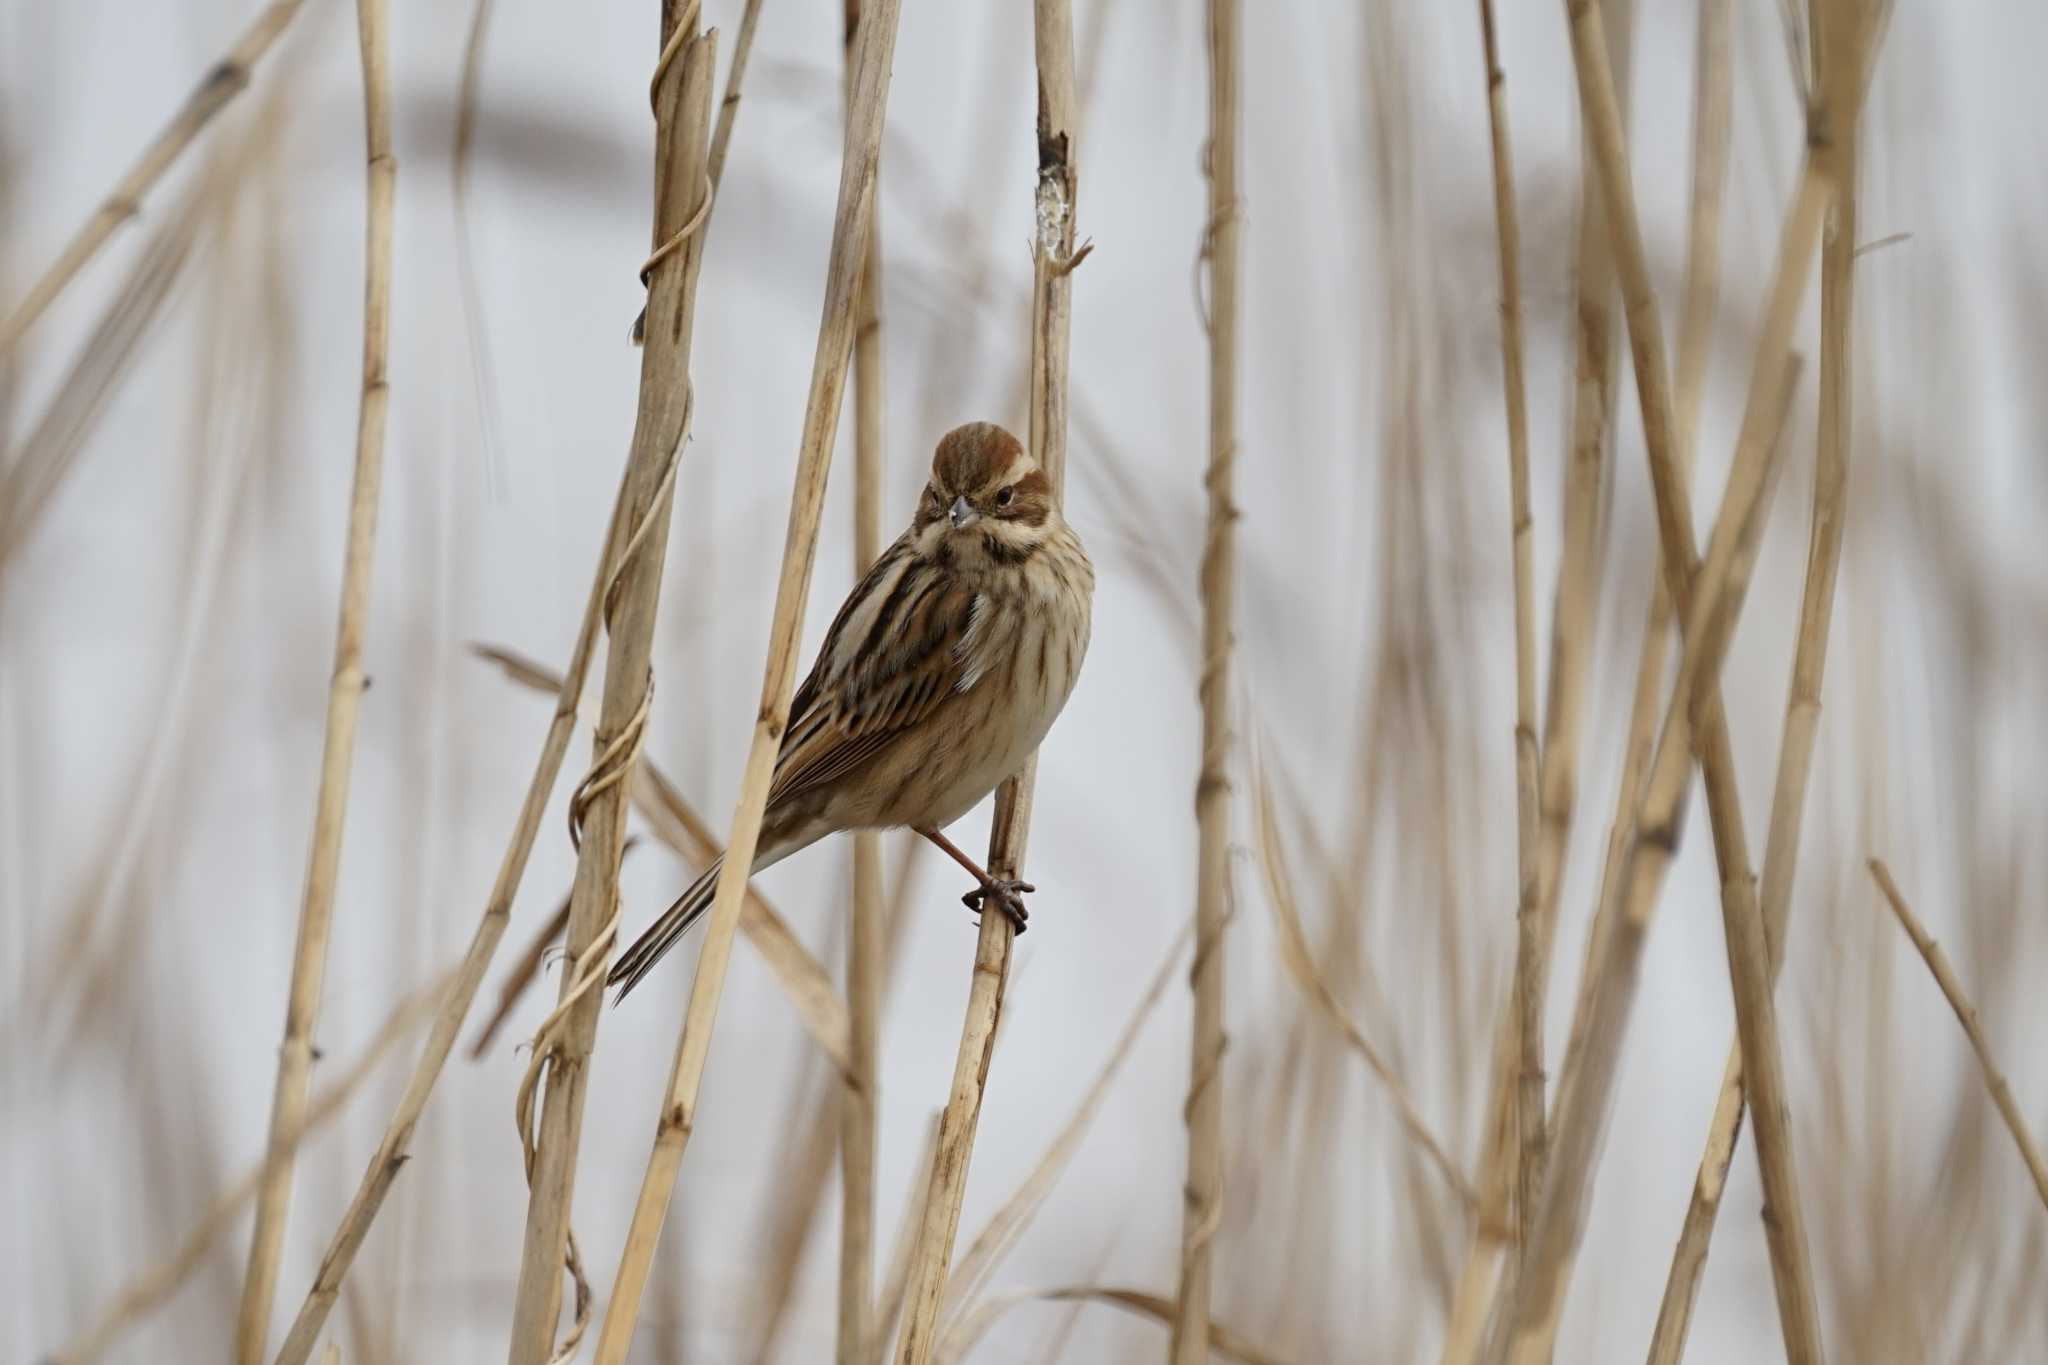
995 485 1015 508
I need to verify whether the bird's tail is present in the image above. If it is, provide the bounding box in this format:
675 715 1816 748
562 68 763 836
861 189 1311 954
608 854 724 1003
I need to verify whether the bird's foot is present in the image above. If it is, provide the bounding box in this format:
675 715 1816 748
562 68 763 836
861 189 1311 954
962 878 1034 934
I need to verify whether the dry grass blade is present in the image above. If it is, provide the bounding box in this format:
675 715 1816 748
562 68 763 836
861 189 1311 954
1252 746 1475 1206
891 8 1082 1363
0 0 305 355
935 918 1195 1341
235 2 395 1357
1869 861 2048 1213
842 6 889 1359
507 12 718 1361
589 5 902 1357
0 176 206 576
1172 1 1240 1359
1473 0 1545 1262
51 972 447 1365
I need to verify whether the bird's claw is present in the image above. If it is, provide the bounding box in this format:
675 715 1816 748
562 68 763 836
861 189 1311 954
962 878 1034 934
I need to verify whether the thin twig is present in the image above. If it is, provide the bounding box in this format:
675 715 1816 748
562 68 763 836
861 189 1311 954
505 10 717 1362
891 8 1081 1363
1868 861 2048 1213
0 0 307 355
1473 0 1544 1263
234 2 394 1357
1172 0 1239 1359
590 5 904 1358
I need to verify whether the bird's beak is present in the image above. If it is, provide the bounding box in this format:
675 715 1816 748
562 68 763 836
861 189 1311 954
949 495 978 529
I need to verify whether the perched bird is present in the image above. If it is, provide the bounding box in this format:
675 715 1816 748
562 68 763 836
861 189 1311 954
608 421 1094 1001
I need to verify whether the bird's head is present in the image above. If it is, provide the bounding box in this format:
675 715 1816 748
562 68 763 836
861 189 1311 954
912 422 1059 569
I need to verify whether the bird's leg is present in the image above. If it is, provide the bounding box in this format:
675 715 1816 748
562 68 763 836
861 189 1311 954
913 825 1032 934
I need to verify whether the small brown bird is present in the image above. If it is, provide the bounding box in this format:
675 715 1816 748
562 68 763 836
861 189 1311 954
609 421 1094 1000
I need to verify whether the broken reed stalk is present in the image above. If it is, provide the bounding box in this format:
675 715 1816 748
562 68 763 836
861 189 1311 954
0 0 306 356
589 6 903 1359
1868 861 2048 1212
1171 0 1239 1359
1644 6 1865 1360
233 2 394 1359
841 5 888 1362
504 12 717 1364
1498 2 1847 1359
1473 0 1545 1262
50 973 445 1365
892 8 1081 1362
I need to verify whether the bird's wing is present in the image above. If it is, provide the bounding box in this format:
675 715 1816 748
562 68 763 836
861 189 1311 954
768 541 977 808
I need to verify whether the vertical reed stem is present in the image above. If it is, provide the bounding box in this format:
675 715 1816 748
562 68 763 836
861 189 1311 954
840 6 888 1362
234 4 392 1358
591 4 904 1356
1172 0 1240 1358
505 9 716 1362
892 5 1082 1361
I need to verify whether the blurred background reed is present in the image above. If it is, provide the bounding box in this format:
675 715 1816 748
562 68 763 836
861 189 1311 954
4 1 2045 1361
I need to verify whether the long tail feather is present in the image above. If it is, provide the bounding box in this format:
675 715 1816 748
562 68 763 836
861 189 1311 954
608 854 723 1003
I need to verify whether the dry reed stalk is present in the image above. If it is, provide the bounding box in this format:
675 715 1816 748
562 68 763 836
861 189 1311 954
505 13 717 1362
50 972 446 1365
1868 861 2048 1214
1472 0 1544 1261
841 6 889 1359
1543 0 1732 1192
0 1 306 356
1499 350 1804 1365
467 646 854 1071
589 6 902 1357
1458 0 1638 1283
1644 7 1866 1360
935 919 1196 1344
750 845 928 1360
877 1110 946 1354
889 8 1082 1363
1499 2 1844 1357
1171 0 1239 1359
234 3 394 1357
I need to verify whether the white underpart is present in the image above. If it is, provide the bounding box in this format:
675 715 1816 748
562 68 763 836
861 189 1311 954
955 591 993 692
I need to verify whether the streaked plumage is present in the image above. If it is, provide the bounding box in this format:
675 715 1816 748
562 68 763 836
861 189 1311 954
609 421 1093 1000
